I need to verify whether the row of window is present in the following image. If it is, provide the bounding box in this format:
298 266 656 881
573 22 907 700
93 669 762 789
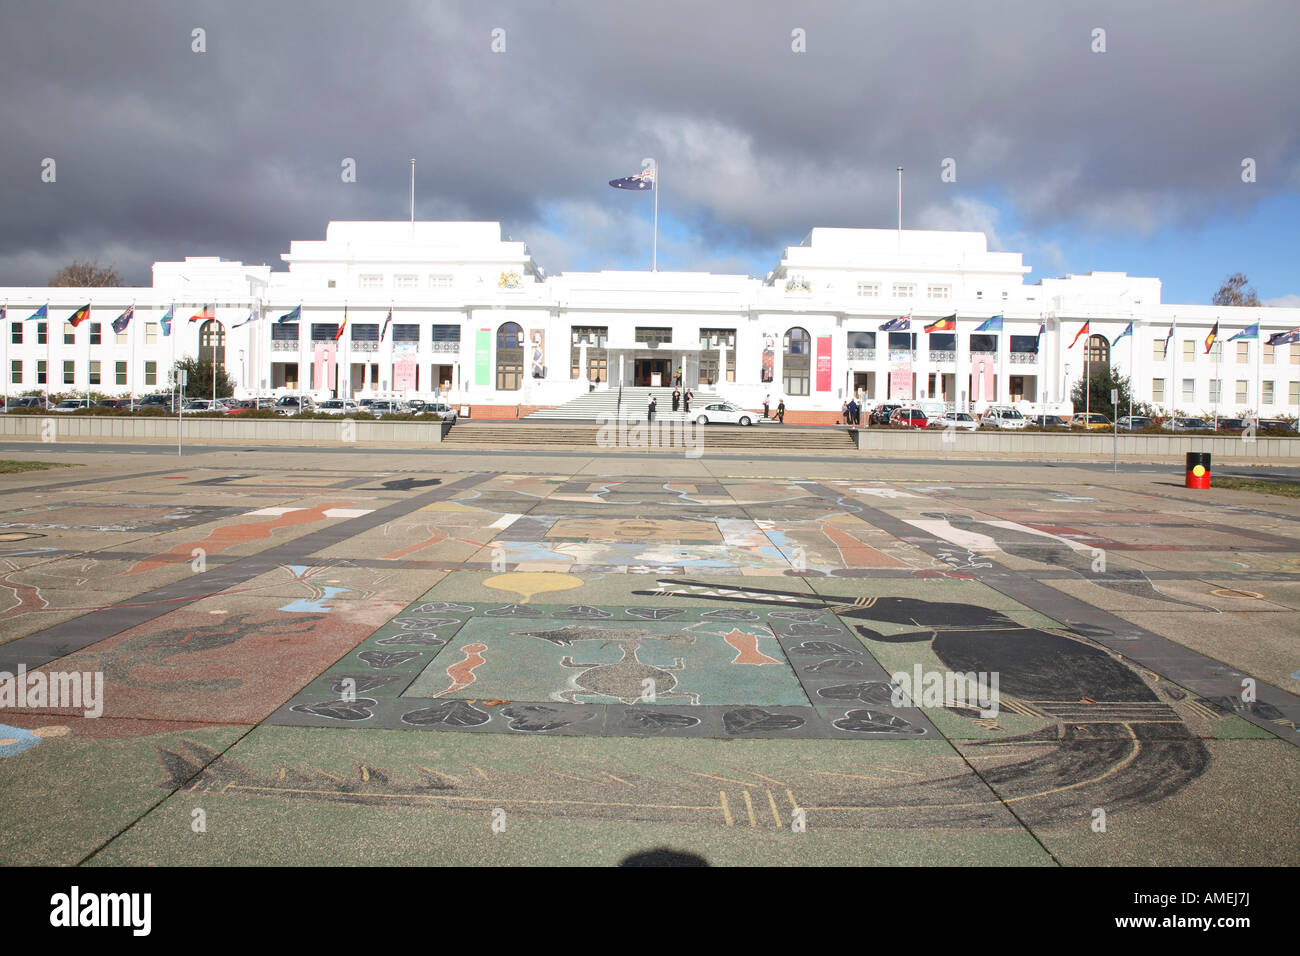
9 360 159 386
1154 340 1300 364
853 282 1010 301
349 274 454 290
1151 378 1300 406
9 322 162 346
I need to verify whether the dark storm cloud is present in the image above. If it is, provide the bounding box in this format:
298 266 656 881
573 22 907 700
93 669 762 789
0 0 1295 283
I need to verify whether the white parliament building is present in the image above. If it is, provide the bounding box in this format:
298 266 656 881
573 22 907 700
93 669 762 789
2 219 1297 423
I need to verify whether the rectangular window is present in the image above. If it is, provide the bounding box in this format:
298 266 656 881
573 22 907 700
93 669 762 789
351 324 379 342
891 283 914 299
847 331 876 350
64 322 75 345
392 324 420 343
699 328 736 348
271 323 299 342
63 360 75 385
1237 342 1249 363
1182 378 1195 402
10 360 20 385
1183 340 1195 362
37 322 47 346
430 324 461 342
1291 344 1300 365
145 361 157 386
1209 341 1222 361
327 279 336 288
1235 380 1248 403
975 290 983 300
635 327 672 346
1262 380 1274 404
1153 340 1165 362
115 329 128 345
310 322 337 342
115 361 127 385
1263 343 1274 363
1152 378 1165 403
90 322 101 346
358 274 383 289
89 360 101 385
429 275 453 289
10 324 20 345
856 282 878 297
571 326 608 347
1001 291 1009 301
37 360 46 385
394 274 418 289
926 285 950 300
1291 382 1300 404
1209 380 1222 403
145 323 158 344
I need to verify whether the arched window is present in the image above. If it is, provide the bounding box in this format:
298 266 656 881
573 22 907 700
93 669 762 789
496 322 523 391
1086 334 1110 367
199 319 226 369
783 327 810 395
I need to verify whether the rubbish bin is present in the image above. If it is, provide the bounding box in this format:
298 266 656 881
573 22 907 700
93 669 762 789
1185 451 1211 489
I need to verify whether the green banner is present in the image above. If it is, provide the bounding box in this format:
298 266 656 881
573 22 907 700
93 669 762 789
475 328 491 386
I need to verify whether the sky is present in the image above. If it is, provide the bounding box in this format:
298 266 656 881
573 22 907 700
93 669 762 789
1 0 1296 307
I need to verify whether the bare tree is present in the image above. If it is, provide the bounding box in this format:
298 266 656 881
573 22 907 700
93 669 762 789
48 260 122 287
1212 273 1261 307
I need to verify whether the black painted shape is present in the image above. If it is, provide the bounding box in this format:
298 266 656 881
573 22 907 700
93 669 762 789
502 704 587 733
325 676 397 694
768 610 826 622
376 633 445 647
1196 697 1286 721
701 608 760 622
394 617 460 629
401 700 491 727
790 641 857 657
357 650 421 669
291 698 378 721
816 681 899 706
555 605 613 619
410 602 474 613
375 477 443 491
780 621 844 638
722 708 805 735
805 658 871 676
485 603 543 617
626 607 684 620
833 709 926 735
618 709 702 733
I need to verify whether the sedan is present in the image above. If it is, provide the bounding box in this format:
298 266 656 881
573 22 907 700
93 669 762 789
1116 416 1156 431
318 399 362 415
933 412 977 432
694 402 759 426
888 408 929 429
1071 413 1112 430
1162 417 1212 432
51 400 88 413
1031 414 1071 428
368 400 409 417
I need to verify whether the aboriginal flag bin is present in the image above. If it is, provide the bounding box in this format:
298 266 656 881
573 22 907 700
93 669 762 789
1185 452 1211 489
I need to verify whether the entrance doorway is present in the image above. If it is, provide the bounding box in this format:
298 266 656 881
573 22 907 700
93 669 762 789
634 357 671 386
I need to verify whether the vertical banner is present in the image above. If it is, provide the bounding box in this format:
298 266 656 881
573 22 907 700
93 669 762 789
761 334 774 383
312 343 336 392
970 354 995 402
394 349 417 391
889 341 913 400
815 335 832 391
530 329 545 378
475 328 491 386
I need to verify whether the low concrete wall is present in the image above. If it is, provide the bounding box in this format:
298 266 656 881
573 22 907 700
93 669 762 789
851 427 1300 460
0 415 446 446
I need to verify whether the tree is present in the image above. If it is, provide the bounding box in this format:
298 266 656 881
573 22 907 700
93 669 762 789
1212 273 1261 307
173 356 234 400
48 260 123 287
1071 364 1133 421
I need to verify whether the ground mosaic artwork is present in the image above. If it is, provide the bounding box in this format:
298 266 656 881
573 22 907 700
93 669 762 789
0 454 1297 866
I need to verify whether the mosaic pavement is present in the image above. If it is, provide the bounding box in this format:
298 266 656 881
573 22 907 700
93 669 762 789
0 448 1297 866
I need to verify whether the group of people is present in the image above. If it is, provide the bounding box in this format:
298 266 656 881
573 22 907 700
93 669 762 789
841 399 863 425
648 387 693 422
761 394 785 423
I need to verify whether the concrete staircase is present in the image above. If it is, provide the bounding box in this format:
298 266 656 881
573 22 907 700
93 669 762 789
442 419 856 451
524 385 732 423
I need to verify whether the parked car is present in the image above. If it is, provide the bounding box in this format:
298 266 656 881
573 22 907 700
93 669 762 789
318 399 362 416
1071 412 1112 430
980 407 1028 430
1030 414 1071 428
368 400 408 417
1116 415 1156 431
2 397 48 412
274 396 316 416
424 402 458 422
180 400 215 414
868 403 902 426
888 407 929 429
51 399 88 413
693 402 758 426
1162 417 1212 432
1256 418 1295 433
95 398 131 409
933 411 977 432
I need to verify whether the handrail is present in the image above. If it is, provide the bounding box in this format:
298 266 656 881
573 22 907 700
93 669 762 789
616 385 622 414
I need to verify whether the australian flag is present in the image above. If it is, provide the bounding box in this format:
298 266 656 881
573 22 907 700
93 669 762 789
609 167 656 191
879 315 911 332
1266 327 1299 347
112 305 133 334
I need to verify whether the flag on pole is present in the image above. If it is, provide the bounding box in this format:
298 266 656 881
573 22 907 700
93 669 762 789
974 314 1003 332
380 307 392 342
188 304 214 323
277 304 301 324
0 305 6 323
1111 321 1133 346
1227 322 1259 341
335 307 348 341
1164 322 1175 354
159 305 174 337
230 309 257 329
25 304 48 322
608 167 656 191
923 314 956 333
1036 322 1046 340
69 304 91 327
1069 322 1090 348
1266 327 1299 347
1204 321 1219 354
879 314 911 332
111 306 134 334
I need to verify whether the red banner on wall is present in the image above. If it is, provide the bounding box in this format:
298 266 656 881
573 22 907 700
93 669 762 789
815 335 832 391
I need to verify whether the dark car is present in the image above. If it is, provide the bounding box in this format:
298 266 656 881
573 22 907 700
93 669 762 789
1116 415 1156 431
1032 414 1071 428
869 403 902 426
96 398 132 409
2 396 47 412
1214 418 1247 432
1257 419 1295 433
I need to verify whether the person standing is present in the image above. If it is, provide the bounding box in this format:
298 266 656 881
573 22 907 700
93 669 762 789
648 395 657 423
776 399 786 424
763 394 770 419
841 401 849 425
672 388 680 412
683 388 692 414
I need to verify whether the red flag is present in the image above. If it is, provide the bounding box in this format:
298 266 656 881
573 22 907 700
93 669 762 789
1069 322 1090 348
189 305 214 323
68 304 91 326
335 308 348 341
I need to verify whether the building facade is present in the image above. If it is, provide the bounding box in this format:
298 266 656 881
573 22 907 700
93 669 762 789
3 220 1297 423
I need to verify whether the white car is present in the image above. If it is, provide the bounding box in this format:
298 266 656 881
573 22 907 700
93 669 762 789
979 407 1028 430
317 399 361 415
180 400 214 414
694 402 760 426
425 402 458 421
934 412 978 432
51 399 88 413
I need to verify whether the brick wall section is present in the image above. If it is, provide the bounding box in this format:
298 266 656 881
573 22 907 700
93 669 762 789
468 405 545 420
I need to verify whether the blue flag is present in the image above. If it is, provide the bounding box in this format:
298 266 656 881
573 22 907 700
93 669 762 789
112 306 133 334
159 305 173 337
879 314 911 332
1111 321 1133 346
1266 327 1298 347
381 307 392 342
277 305 301 324
25 304 48 321
1227 322 1259 341
974 314 1003 332
609 167 656 191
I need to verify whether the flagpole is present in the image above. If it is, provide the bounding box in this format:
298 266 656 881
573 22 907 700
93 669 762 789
129 304 135 412
1214 324 1221 429
2 301 8 412
45 302 50 410
652 161 659 273
896 166 903 254
1254 318 1262 422
1085 329 1090 421
410 159 416 229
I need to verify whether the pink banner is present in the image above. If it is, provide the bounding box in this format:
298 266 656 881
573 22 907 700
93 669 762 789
970 354 995 402
394 353 417 391
815 335 832 391
889 363 913 401
313 343 336 391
